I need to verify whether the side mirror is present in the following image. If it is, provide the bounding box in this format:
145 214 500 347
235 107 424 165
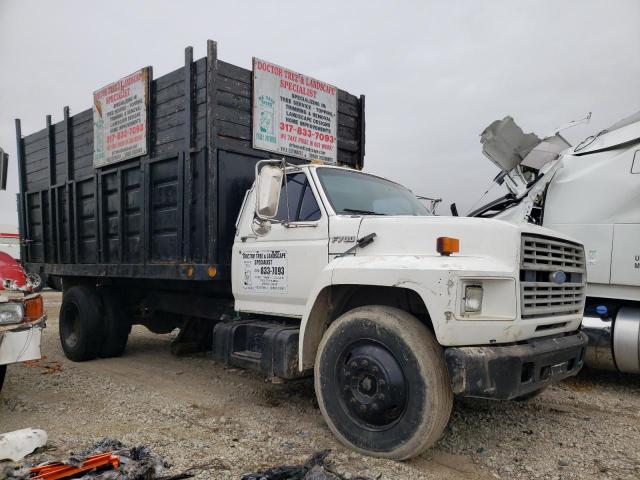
256 164 283 219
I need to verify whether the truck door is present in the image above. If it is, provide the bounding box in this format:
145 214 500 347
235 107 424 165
233 170 328 317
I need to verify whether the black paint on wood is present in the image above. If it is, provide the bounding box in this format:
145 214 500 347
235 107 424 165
358 95 366 170
206 39 218 266
15 40 365 285
183 46 194 262
15 119 28 262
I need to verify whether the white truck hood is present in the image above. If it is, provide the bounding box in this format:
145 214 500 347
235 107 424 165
354 216 573 272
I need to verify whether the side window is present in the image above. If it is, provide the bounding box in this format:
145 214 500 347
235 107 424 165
274 173 321 222
299 186 321 221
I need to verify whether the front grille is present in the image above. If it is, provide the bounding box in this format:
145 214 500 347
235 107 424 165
520 234 586 320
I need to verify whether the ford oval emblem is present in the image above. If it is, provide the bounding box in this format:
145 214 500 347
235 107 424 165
549 271 567 285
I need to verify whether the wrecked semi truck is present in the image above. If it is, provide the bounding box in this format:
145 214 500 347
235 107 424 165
472 113 640 374
15 41 588 459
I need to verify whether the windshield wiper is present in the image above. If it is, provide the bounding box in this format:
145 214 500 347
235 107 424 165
342 208 386 216
338 233 377 257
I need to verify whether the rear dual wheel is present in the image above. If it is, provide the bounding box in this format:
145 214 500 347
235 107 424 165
315 306 453 460
59 286 131 361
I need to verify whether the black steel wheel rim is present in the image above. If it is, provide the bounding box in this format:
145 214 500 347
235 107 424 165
335 340 408 431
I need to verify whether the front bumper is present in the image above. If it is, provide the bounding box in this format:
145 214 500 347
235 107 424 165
444 331 588 400
0 317 45 365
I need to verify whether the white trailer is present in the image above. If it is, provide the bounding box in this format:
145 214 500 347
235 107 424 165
471 112 640 373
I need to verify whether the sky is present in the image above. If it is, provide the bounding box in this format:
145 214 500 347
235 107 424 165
1 0 639 226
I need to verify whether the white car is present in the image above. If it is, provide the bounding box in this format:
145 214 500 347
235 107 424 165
0 294 46 392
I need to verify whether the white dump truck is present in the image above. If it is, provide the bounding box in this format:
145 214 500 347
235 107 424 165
471 111 640 374
16 42 588 459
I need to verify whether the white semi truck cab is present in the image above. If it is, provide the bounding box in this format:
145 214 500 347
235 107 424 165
471 112 640 375
222 160 588 458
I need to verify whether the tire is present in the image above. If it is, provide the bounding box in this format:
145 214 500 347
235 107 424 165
98 289 131 358
59 285 104 361
314 306 453 460
514 386 547 402
0 365 6 393
27 272 43 292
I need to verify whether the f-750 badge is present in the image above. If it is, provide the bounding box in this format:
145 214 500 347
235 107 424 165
331 236 356 243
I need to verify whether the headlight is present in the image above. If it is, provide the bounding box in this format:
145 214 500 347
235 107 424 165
0 302 25 325
463 285 483 313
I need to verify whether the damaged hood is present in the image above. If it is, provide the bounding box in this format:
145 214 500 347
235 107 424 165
480 116 571 174
472 110 640 223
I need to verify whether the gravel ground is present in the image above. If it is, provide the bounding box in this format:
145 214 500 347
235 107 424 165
1 291 640 479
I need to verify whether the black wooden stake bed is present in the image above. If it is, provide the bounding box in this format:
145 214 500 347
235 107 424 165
15 41 365 296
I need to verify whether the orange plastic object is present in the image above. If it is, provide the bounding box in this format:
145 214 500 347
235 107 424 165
30 452 120 479
24 295 44 321
436 236 460 256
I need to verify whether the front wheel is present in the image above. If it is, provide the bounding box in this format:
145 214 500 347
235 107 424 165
314 306 453 460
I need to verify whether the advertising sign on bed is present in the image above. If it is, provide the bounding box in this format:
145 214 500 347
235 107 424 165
93 68 150 168
252 58 338 164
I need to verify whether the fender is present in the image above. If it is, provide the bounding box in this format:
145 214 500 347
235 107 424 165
298 254 520 371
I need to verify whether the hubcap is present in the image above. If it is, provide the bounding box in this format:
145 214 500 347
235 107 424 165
337 341 407 429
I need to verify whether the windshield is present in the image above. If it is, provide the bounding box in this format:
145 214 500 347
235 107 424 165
316 168 430 216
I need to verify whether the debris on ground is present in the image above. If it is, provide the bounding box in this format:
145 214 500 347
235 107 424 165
241 450 373 480
0 429 48 462
29 452 120 479
22 358 62 375
1 438 168 480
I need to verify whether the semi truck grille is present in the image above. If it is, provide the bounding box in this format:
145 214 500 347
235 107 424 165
520 234 586 320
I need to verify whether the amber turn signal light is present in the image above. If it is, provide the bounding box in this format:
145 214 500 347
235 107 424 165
436 237 459 256
24 295 44 321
